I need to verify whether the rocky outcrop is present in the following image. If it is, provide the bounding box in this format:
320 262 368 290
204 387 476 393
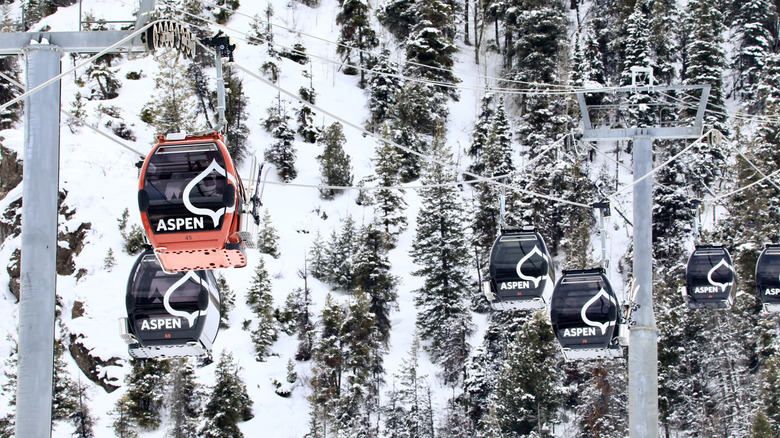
68 333 122 393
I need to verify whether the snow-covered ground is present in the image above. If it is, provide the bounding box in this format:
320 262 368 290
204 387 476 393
0 0 639 436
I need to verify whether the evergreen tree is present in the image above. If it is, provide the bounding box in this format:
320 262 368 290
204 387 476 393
372 126 408 245
124 358 171 431
410 135 474 383
69 380 95 438
381 335 435 438
257 209 281 258
103 248 116 271
309 294 346 431
296 70 320 143
308 231 328 282
756 53 780 109
388 82 448 182
316 122 353 200
733 0 776 105
52 339 78 423
324 216 358 291
216 273 235 329
246 259 279 361
209 0 240 24
620 1 658 127
283 266 316 361
402 0 460 100
264 106 298 182
352 223 399 346
147 50 197 136
84 63 121 100
186 62 214 130
682 0 728 133
200 351 254 438
109 395 138 438
0 56 22 130
491 311 562 435
365 50 402 132
0 340 17 436
336 0 379 86
438 396 473 438
335 294 377 435
221 66 250 165
165 358 201 438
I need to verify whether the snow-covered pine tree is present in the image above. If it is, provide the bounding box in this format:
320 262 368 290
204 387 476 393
324 215 357 291
365 50 401 132
335 293 378 436
490 311 562 435
286 266 316 361
682 0 728 133
51 338 78 424
165 357 201 438
109 395 138 438
466 94 496 180
246 258 279 361
381 335 435 438
316 122 353 200
200 351 254 438
309 294 346 432
216 273 235 329
372 126 407 245
410 134 474 382
209 0 240 24
352 223 399 346
620 0 658 127
0 340 17 437
257 209 281 258
336 0 378 86
84 63 121 100
69 380 95 438
147 50 197 136
388 81 448 182
221 65 250 165
648 0 679 85
402 0 460 100
185 62 214 131
124 358 171 431
308 231 328 281
437 396 473 438
0 55 22 130
733 0 776 106
264 110 298 182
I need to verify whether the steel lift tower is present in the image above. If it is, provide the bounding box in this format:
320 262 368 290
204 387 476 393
576 68 711 438
0 1 156 436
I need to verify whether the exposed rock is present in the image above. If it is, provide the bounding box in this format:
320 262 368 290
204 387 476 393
71 300 85 319
0 142 22 200
68 333 121 393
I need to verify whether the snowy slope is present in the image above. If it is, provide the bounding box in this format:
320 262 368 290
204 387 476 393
0 0 639 436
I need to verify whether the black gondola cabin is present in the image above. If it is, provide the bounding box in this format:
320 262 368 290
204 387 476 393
756 244 780 312
482 228 554 310
120 251 221 359
683 244 736 309
549 268 624 361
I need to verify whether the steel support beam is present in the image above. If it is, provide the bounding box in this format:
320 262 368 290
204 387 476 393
629 134 659 438
16 42 62 438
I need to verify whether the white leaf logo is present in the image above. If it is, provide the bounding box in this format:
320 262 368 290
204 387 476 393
515 245 549 288
707 258 734 293
183 159 237 227
581 288 616 336
163 271 212 328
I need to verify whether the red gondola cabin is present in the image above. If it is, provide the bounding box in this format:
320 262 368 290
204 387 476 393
138 132 252 271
